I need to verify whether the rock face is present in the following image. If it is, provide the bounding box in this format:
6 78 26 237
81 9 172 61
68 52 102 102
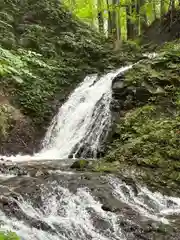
106 42 180 195
111 66 159 121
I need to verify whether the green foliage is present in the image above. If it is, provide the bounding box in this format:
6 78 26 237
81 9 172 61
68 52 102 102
0 47 53 83
108 105 179 162
0 104 14 137
0 0 124 132
0 231 20 240
103 40 180 194
64 0 179 41
93 161 119 173
0 45 59 126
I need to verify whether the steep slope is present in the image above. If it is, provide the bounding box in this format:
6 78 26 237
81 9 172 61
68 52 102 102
0 0 137 155
142 9 180 45
93 41 180 196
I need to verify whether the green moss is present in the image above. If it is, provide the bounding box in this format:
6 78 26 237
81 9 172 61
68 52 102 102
70 160 89 169
103 41 180 195
0 231 20 240
92 161 120 173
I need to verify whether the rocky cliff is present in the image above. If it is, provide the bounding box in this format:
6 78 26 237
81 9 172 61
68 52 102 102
93 41 180 195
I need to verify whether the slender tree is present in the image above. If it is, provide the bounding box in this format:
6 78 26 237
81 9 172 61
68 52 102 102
152 0 157 20
126 0 137 39
106 0 113 36
97 0 104 33
139 0 148 34
64 0 179 44
169 0 176 28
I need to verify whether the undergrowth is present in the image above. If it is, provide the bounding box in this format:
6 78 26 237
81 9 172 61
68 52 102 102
98 41 180 194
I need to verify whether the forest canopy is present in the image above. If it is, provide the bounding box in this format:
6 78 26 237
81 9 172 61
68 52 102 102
64 0 180 46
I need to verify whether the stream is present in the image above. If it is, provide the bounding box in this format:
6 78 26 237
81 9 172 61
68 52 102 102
1 66 180 239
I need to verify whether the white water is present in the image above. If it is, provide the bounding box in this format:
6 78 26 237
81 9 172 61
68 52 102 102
109 177 180 224
1 65 180 239
0 184 125 240
40 66 133 159
1 66 132 161
1 178 180 240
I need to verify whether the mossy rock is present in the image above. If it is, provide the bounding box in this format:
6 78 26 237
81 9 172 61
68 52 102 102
106 40 180 195
70 160 89 169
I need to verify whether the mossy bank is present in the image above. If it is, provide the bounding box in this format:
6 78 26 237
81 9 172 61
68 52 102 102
91 41 180 196
0 0 141 155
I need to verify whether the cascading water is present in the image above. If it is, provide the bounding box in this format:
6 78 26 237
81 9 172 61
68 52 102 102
39 66 132 159
1 65 180 240
1 175 180 240
2 66 132 161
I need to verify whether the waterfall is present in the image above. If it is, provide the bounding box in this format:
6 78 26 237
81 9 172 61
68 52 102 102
1 65 180 240
38 65 132 159
0 66 132 161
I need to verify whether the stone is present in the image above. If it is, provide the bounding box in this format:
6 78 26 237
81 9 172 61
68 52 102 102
112 80 125 91
134 87 151 102
70 159 89 169
101 203 118 212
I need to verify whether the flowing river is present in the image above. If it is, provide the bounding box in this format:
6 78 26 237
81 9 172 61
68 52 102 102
0 66 180 239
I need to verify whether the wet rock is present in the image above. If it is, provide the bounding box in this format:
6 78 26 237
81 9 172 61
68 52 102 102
70 159 89 169
0 162 179 239
0 162 28 176
0 196 9 206
101 203 116 212
134 86 151 102
112 80 125 91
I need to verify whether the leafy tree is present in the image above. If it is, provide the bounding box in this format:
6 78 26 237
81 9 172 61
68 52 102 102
64 0 180 43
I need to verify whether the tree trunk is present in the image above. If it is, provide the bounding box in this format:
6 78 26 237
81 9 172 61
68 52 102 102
170 0 175 28
139 0 148 34
160 0 166 18
126 4 133 39
160 0 166 30
114 0 122 49
152 0 157 20
97 0 104 33
136 0 141 35
107 0 113 36
112 0 117 37
107 0 121 47
126 0 137 39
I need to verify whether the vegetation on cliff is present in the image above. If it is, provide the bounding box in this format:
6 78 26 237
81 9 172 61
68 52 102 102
93 40 180 195
0 0 136 154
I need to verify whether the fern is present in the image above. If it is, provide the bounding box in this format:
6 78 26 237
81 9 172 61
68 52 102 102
0 46 54 83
